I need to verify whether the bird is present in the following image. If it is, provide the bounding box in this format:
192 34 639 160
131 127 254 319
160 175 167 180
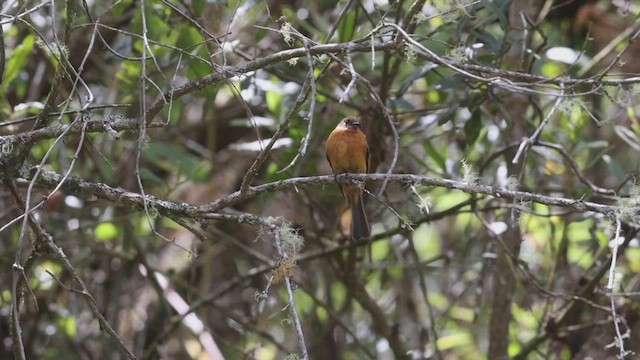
326 116 370 239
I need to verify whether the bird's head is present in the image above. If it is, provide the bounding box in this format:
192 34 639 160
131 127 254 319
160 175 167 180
341 116 362 130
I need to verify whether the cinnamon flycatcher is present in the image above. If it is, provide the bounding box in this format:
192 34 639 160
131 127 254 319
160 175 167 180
326 116 370 239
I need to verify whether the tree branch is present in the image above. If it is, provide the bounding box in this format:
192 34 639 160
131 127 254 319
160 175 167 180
27 170 628 223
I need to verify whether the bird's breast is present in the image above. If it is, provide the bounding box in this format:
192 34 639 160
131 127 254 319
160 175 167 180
326 130 368 174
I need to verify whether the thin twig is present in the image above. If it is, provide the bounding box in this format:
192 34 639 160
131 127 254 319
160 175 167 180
272 230 309 359
537 141 615 195
512 83 565 164
339 46 357 103
278 41 317 173
606 218 622 292
606 218 630 358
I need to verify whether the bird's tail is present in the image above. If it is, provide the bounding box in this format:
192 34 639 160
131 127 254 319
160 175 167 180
351 196 370 240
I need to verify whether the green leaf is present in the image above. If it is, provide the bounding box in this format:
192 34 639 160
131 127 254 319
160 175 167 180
316 306 328 322
602 155 627 183
56 313 77 338
435 73 465 90
138 167 163 184
293 290 313 315
472 29 500 53
117 61 141 85
392 97 416 111
95 222 119 241
464 108 482 146
266 89 283 118
437 106 456 125
436 331 473 351
413 223 441 259
3 34 35 91
397 63 438 97
330 282 347 309
371 239 390 262
176 27 213 83
191 0 205 16
481 0 508 30
541 62 565 78
112 0 133 16
338 9 357 43
627 247 640 272
145 9 171 40
143 142 209 181
423 139 447 173
450 306 475 322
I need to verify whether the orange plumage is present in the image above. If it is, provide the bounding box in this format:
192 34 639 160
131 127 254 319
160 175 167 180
326 116 370 239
